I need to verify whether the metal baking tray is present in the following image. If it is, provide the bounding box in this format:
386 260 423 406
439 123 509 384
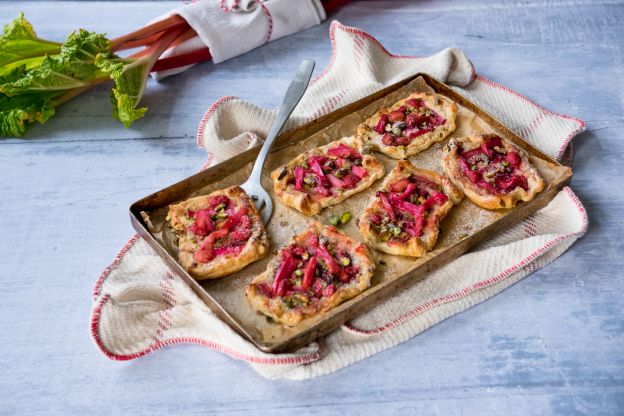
130 73 572 353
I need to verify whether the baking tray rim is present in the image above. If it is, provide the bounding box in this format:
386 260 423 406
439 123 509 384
129 73 572 353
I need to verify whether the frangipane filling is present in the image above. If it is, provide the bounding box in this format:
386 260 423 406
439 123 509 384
185 195 254 263
256 232 360 308
457 135 529 194
373 98 446 147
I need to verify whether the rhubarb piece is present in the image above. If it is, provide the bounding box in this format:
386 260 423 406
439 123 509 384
374 114 389 134
388 178 410 193
293 166 305 190
351 165 368 179
271 136 385 216
398 183 417 201
388 109 406 122
507 151 522 168
327 143 361 159
166 186 269 280
193 228 228 263
190 209 214 237
442 134 545 209
271 249 298 297
246 222 375 326
356 91 458 159
358 160 463 257
301 255 317 290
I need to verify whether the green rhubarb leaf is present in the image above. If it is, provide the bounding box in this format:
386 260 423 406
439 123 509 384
0 56 45 81
0 13 61 67
60 29 110 76
95 52 149 127
110 87 148 128
0 29 109 96
0 92 56 137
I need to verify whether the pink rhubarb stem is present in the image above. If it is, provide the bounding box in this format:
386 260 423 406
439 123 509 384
129 25 188 67
109 15 188 51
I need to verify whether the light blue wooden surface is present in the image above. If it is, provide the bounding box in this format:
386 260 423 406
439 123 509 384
1 1 623 414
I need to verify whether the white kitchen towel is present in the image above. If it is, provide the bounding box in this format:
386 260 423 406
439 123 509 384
152 0 326 80
91 21 587 380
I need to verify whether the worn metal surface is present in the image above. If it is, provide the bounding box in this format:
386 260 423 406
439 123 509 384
0 0 622 415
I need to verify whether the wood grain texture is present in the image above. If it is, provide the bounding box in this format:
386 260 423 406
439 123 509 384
0 0 622 415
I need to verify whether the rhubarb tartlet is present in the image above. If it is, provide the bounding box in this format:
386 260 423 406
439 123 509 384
356 92 458 159
167 186 269 280
246 222 375 326
358 160 463 257
441 134 545 210
271 136 385 216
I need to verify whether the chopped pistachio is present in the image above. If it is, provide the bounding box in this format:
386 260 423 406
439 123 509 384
292 294 309 306
471 164 478 171
501 160 509 167
304 175 316 185
476 154 490 165
216 211 228 219
294 269 303 277
339 257 350 266
329 215 340 226
340 211 352 224
494 145 507 154
392 126 402 136
334 169 345 178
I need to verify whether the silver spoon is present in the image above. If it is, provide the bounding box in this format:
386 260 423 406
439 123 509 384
240 59 315 225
